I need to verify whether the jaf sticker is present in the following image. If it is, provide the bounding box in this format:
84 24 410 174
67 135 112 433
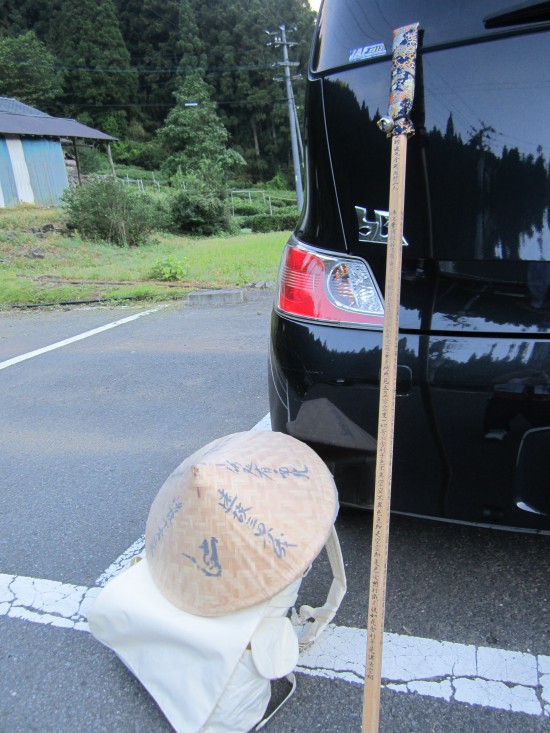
349 43 386 63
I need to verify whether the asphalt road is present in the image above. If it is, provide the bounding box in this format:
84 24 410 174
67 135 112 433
1 292 549 733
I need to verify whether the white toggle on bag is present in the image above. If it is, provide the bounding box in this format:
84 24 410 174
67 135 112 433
88 431 346 733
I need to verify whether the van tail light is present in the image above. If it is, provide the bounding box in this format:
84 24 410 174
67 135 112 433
276 241 385 327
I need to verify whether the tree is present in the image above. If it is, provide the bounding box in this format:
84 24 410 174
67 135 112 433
0 0 61 39
189 0 316 181
157 72 245 184
176 0 207 76
0 0 28 35
0 0 320 181
114 0 208 131
0 31 63 108
51 0 137 132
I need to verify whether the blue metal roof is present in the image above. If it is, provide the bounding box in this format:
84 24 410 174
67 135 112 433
0 97 116 140
0 97 49 116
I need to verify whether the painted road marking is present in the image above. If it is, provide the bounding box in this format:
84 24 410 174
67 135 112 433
298 624 550 718
0 305 167 371
0 571 548 718
95 536 145 587
0 573 98 631
3 413 549 718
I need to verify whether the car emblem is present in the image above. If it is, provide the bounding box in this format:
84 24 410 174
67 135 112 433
348 43 387 63
355 206 409 246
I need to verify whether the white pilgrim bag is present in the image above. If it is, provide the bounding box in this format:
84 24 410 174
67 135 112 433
89 431 347 733
88 527 346 733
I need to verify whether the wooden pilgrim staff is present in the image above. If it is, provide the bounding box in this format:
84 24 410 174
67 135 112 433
362 23 420 733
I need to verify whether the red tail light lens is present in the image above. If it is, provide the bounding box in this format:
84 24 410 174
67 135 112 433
278 245 325 318
277 242 385 327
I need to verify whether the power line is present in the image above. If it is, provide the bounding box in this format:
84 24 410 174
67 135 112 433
61 97 291 110
8 60 278 75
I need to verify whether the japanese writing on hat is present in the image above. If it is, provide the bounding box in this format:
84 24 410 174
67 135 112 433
145 431 339 616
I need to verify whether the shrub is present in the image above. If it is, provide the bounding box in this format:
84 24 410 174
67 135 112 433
265 171 291 191
272 205 300 216
231 200 265 216
149 256 190 281
270 197 296 209
62 177 169 247
250 210 299 233
232 215 254 229
71 144 105 174
112 139 165 171
170 187 232 236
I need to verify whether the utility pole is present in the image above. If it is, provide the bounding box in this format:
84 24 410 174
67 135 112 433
266 24 304 210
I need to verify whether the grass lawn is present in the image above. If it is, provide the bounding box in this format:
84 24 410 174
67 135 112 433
0 206 288 307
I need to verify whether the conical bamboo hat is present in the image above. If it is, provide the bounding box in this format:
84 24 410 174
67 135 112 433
145 430 338 616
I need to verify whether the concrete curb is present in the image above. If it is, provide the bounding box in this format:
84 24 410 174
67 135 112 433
186 289 245 306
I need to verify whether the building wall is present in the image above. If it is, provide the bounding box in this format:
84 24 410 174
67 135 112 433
6 137 34 204
0 138 19 207
23 138 70 206
0 135 69 208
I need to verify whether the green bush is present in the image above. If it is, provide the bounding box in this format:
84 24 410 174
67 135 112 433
71 145 106 174
62 177 169 247
232 214 253 228
270 197 296 209
265 171 291 191
170 188 232 236
273 205 300 216
231 200 265 216
149 256 190 281
112 139 165 171
250 210 299 233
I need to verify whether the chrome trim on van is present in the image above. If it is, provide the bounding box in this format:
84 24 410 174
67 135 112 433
355 206 409 246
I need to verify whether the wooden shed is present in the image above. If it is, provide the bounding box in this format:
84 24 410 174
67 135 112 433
0 97 115 208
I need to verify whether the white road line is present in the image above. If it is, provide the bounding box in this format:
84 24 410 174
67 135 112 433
0 573 99 631
95 536 145 587
0 305 167 371
298 624 550 717
3 412 549 718
1 572 548 718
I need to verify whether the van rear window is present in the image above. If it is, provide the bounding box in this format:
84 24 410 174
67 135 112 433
321 28 550 263
312 0 526 73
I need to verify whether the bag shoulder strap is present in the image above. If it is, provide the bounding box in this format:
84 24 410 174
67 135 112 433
293 526 347 649
254 527 346 731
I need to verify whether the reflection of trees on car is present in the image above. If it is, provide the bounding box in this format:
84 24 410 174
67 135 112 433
323 77 550 263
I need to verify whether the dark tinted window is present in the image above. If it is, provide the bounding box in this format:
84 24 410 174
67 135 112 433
312 0 542 72
323 32 550 261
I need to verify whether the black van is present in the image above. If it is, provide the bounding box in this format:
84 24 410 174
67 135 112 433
268 0 550 531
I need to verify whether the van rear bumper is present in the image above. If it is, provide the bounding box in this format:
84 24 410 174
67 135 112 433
268 311 550 531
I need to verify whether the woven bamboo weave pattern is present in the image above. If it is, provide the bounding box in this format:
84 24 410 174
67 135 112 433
145 431 338 615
